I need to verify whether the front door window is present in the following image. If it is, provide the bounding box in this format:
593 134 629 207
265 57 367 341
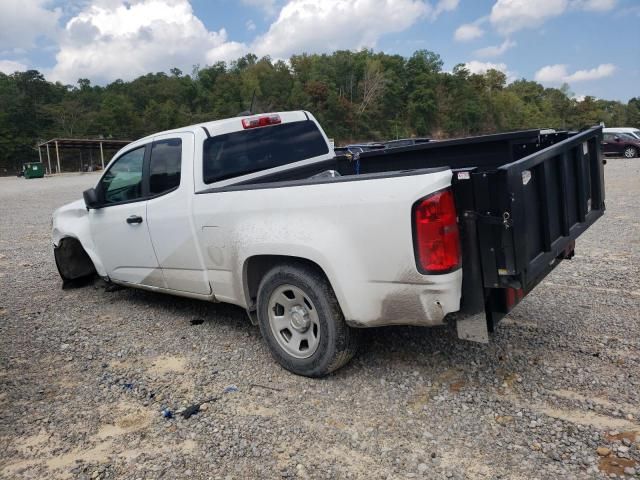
101 147 145 204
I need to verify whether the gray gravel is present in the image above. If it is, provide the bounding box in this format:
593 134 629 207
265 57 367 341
1 158 639 480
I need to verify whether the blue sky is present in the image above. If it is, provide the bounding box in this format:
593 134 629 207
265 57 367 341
0 0 638 101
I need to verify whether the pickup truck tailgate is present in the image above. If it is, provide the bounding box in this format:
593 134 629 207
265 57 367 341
454 126 606 323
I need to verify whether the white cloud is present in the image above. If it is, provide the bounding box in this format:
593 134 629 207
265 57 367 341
454 23 484 41
535 64 568 82
0 0 61 50
474 38 515 57
246 19 256 31
0 59 28 74
566 63 616 81
490 0 568 34
489 0 616 34
464 60 517 82
465 60 508 75
49 0 247 84
252 0 432 59
534 63 616 83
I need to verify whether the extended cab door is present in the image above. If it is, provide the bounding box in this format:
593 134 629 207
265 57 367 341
89 145 166 287
145 132 211 295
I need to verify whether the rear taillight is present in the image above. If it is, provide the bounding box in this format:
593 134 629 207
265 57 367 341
413 188 461 274
241 114 281 129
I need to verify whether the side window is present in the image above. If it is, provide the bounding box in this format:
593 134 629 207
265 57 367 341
101 146 145 205
149 138 182 195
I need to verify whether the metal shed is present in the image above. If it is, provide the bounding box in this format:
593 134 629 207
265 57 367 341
37 138 131 174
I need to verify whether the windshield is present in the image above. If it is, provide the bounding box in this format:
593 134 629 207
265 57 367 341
631 130 640 140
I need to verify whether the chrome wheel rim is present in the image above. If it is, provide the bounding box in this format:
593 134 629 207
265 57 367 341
624 148 635 158
268 284 320 359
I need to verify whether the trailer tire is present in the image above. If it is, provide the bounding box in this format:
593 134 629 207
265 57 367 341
256 264 359 377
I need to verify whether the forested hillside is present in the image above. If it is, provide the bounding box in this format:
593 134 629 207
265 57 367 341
1 49 638 172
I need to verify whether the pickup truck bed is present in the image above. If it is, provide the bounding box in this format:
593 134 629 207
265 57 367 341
207 126 606 339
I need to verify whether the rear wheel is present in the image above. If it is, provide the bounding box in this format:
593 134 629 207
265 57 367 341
623 146 637 158
256 264 359 377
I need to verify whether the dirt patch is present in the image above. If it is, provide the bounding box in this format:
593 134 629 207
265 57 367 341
537 406 638 431
605 431 638 443
551 389 640 416
148 355 187 375
96 409 152 439
235 403 276 417
598 456 637 477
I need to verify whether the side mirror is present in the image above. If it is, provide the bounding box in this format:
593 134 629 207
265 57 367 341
614 135 620 141
83 187 101 209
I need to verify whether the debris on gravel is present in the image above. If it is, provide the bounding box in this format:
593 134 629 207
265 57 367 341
1 159 639 479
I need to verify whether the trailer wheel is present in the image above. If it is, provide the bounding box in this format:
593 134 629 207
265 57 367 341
256 264 359 377
623 146 637 158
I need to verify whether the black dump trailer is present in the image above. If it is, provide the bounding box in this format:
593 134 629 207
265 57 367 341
355 127 606 339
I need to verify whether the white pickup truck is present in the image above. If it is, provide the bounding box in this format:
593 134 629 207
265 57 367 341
52 111 606 376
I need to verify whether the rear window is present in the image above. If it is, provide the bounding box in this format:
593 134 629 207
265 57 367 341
203 120 329 184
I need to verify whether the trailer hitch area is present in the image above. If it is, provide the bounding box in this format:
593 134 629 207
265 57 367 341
463 211 512 229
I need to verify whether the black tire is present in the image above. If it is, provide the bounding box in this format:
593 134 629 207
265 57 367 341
256 264 359 377
623 146 637 159
54 238 96 287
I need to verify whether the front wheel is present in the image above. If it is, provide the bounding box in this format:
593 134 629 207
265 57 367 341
624 146 637 158
256 264 360 377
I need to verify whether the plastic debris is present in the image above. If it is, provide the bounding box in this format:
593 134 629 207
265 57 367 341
181 404 200 419
161 408 173 419
223 385 239 393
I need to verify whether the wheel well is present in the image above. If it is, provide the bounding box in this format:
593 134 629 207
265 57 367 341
54 237 97 280
244 255 329 310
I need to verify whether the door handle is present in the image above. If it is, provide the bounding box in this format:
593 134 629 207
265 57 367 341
126 215 143 224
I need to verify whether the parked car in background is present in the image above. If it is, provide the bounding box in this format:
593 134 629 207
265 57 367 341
603 127 640 140
602 132 640 158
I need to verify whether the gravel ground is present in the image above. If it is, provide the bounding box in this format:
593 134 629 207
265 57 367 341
0 158 638 480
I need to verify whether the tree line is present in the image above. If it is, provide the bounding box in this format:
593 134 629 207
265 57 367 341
1 49 638 173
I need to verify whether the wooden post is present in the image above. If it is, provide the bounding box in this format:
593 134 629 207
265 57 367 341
55 140 61 173
46 144 52 174
100 142 105 169
38 145 42 163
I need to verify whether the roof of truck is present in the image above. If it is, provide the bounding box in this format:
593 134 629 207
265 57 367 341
132 110 310 146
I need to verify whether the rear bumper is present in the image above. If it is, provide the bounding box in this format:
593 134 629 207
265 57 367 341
344 268 462 328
